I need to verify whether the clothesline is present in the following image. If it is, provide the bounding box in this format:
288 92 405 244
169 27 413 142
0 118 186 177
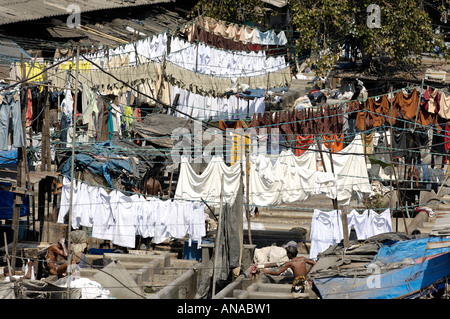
174 134 373 208
57 177 206 249
4 52 450 192
7 70 450 164
184 16 288 46
309 208 392 260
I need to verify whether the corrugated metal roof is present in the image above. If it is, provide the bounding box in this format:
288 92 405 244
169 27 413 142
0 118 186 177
0 0 174 25
261 0 287 8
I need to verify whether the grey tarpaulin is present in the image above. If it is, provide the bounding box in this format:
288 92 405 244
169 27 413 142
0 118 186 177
308 232 412 280
196 198 243 298
18 280 81 299
0 282 16 299
131 113 200 149
130 113 213 162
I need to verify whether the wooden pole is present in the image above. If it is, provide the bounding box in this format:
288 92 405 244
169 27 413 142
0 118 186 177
387 86 409 234
3 233 13 281
315 133 348 246
245 145 252 246
212 178 225 297
66 43 80 292
329 144 349 247
11 54 27 271
42 67 51 172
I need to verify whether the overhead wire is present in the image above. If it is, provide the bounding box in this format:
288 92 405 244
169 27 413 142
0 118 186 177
11 58 450 204
0 18 447 222
1 11 448 298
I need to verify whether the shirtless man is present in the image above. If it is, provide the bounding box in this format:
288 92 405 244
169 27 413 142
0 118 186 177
46 238 69 277
3 260 34 282
260 246 316 298
143 177 163 196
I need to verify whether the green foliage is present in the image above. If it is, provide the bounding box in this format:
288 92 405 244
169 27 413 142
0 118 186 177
366 193 385 210
186 0 448 76
288 0 449 76
186 0 267 25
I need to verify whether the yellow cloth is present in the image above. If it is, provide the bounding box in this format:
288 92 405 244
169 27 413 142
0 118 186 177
124 106 134 127
19 62 45 91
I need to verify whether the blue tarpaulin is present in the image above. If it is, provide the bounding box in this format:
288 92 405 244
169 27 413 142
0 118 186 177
0 149 18 165
313 236 450 299
370 236 450 264
0 182 29 219
0 150 30 219
60 141 134 188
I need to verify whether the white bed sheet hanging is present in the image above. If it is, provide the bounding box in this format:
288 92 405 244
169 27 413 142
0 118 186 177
174 156 242 207
248 148 336 206
321 134 372 205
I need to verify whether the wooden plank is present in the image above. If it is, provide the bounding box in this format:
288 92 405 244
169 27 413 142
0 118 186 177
426 241 450 250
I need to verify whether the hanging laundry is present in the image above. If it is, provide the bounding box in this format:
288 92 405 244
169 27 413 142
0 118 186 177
219 120 250 165
367 209 392 237
295 135 314 156
60 89 74 144
422 86 440 114
81 84 98 139
439 90 450 119
347 210 370 240
444 124 450 156
369 94 391 126
175 156 242 207
57 177 92 231
321 135 372 205
309 209 343 260
109 103 123 138
248 149 336 206
310 208 392 260
390 89 418 121
391 127 410 158
169 85 265 120
26 88 33 128
0 89 24 150
362 132 374 155
90 187 115 242
58 180 205 248
167 36 288 78
185 16 287 46
108 190 140 248
323 134 344 153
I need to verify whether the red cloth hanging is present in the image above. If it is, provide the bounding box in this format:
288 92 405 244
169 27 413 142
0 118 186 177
323 134 344 153
295 134 314 156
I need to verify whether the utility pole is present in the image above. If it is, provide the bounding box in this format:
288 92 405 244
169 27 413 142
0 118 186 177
316 134 349 247
245 141 252 245
387 85 408 235
11 54 28 271
41 67 51 172
212 178 225 297
66 43 80 294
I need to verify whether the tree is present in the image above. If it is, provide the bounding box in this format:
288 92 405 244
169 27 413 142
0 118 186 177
186 0 267 26
288 0 449 76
